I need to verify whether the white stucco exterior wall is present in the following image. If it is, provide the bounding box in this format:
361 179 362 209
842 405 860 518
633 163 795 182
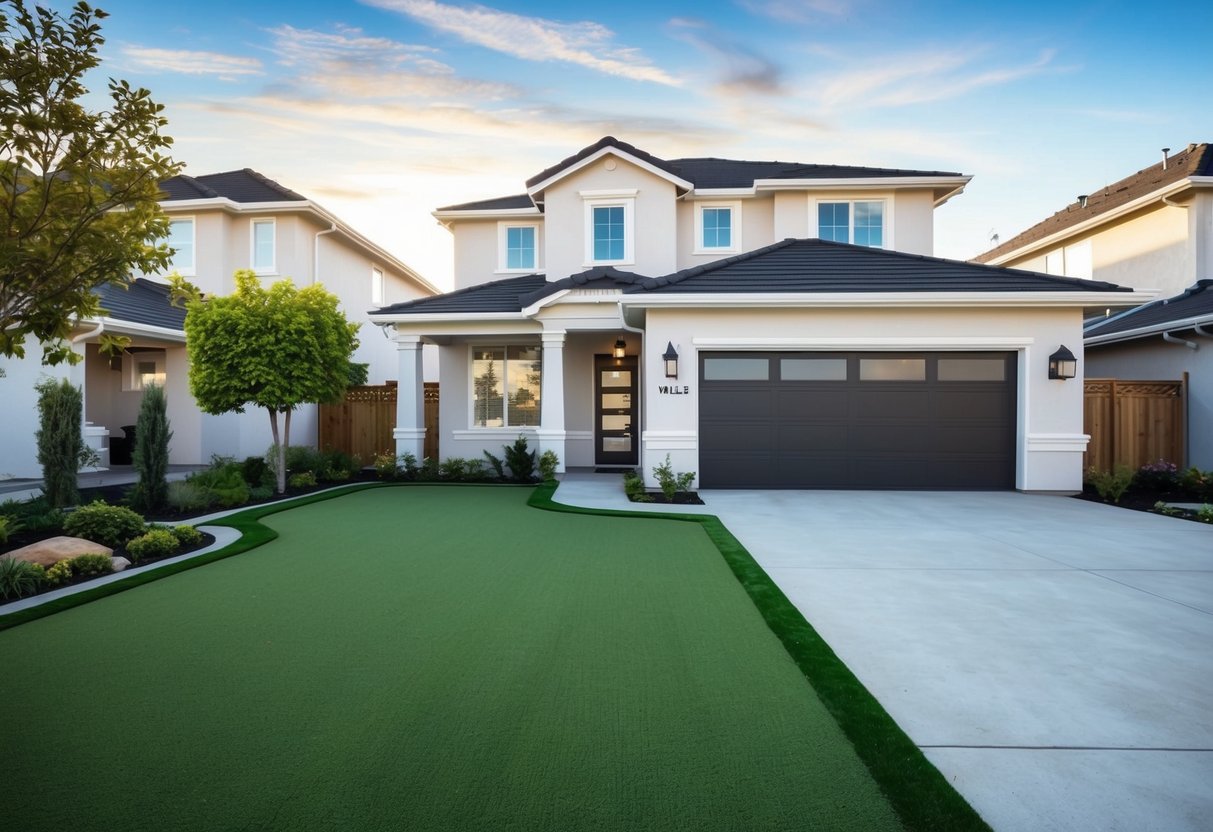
0 339 71 478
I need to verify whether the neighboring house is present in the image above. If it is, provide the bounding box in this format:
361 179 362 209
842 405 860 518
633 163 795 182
1084 280 1213 468
370 137 1147 492
0 169 437 479
976 143 1212 469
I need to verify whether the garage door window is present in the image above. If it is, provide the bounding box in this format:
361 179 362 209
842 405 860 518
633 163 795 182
859 358 926 381
938 358 1006 381
703 357 769 380
780 357 847 381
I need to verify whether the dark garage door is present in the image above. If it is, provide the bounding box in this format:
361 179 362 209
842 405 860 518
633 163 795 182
699 352 1016 489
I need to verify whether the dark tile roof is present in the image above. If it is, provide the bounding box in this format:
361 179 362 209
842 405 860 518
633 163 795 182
626 238 1133 294
517 266 648 306
94 279 186 330
975 143 1213 263
435 193 536 212
374 274 549 315
1085 279 1213 339
525 136 684 189
160 169 307 203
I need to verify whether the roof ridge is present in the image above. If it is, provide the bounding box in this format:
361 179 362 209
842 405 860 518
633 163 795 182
171 174 219 199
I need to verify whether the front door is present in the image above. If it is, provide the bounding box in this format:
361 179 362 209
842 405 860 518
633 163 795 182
594 355 638 466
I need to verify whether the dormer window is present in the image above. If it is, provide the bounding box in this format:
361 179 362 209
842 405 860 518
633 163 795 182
817 200 885 248
694 201 742 254
582 190 636 266
498 222 539 272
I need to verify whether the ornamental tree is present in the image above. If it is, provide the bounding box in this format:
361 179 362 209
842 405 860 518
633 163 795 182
177 271 360 493
0 0 181 365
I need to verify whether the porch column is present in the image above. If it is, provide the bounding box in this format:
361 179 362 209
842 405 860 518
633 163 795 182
537 330 567 473
392 334 426 461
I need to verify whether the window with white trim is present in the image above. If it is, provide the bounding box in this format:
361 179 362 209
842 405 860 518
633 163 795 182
583 193 635 265
371 266 384 305
816 200 885 248
694 201 741 254
471 345 542 428
167 218 195 274
251 219 276 272
497 222 539 272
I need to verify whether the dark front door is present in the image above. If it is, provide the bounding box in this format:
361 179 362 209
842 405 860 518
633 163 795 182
595 355 638 466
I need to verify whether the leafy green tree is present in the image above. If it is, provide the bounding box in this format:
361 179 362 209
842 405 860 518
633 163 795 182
176 270 360 494
34 376 83 507
129 382 171 512
0 0 180 365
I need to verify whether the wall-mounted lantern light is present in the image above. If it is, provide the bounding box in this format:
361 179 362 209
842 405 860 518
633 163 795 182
1048 345 1077 380
613 338 627 359
663 342 679 378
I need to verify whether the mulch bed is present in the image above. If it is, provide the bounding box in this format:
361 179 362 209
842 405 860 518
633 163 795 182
629 492 705 505
1073 485 1211 523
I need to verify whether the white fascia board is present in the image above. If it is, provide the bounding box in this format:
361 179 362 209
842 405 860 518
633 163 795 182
1084 312 1213 345
753 174 970 195
984 179 1198 266
686 188 758 198
367 311 530 325
432 207 542 222
526 147 693 197
84 317 187 343
620 289 1156 309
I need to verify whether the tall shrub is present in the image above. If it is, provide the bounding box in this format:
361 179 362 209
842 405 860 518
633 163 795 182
34 377 83 507
130 383 172 512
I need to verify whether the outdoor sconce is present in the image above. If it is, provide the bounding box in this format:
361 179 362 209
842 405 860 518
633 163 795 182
1048 345 1077 380
613 338 627 359
663 342 679 378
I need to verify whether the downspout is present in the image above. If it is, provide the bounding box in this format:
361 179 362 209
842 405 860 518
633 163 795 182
1162 331 1198 350
313 222 338 285
1194 323 1213 339
618 301 646 472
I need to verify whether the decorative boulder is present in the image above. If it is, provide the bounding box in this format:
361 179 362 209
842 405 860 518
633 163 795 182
110 556 131 573
5 536 114 568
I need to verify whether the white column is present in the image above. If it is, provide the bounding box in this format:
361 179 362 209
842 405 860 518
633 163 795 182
392 334 426 460
536 330 567 472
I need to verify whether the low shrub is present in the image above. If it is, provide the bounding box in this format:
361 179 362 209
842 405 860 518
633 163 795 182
1085 465 1134 504
652 454 696 501
419 456 440 481
0 514 19 545
0 556 45 599
1 496 65 534
485 436 536 483
373 451 398 480
622 470 652 502
1180 468 1213 501
44 559 73 587
171 525 204 547
1198 505 1213 524
126 528 180 562
284 445 325 478
21 509 64 534
167 481 215 513
240 456 273 489
1134 460 1180 492
287 471 318 489
538 450 560 482
318 449 358 482
63 502 147 548
188 464 251 508
249 485 274 501
1152 501 1183 517
70 553 113 578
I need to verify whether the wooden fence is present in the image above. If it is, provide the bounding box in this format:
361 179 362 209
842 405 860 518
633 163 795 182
1083 378 1184 472
318 382 439 465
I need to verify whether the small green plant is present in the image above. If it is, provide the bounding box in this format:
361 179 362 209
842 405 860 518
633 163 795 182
287 471 318 489
439 457 467 481
0 556 45 599
482 450 505 480
167 481 215 513
44 559 73 587
372 451 398 480
170 525 204 547
187 464 251 507
651 454 696 502
419 456 441 482
1198 505 1213 524
69 553 113 578
249 485 274 501
240 456 273 489
126 528 180 562
504 436 536 483
283 445 325 478
129 383 172 513
318 449 357 482
0 514 19 544
538 450 559 482
1179 467 1213 502
34 377 86 508
1134 460 1179 492
1084 465 1134 504
622 470 652 502
62 501 147 548
1152 501 1183 517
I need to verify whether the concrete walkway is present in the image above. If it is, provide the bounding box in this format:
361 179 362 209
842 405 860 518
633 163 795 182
552 474 1213 832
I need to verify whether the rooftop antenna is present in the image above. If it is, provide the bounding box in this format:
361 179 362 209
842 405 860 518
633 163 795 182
988 230 999 245
1162 147 1170 170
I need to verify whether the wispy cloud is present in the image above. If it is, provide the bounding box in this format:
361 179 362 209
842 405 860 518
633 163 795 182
361 0 682 86
122 46 263 80
668 18 783 96
738 0 851 24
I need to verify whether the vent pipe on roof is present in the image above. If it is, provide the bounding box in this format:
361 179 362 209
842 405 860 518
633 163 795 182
1077 194 1088 209
1162 148 1170 169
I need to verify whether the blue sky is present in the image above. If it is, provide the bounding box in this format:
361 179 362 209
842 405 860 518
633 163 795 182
81 0 1213 288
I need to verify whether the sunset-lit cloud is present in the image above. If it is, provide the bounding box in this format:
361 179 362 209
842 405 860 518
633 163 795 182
122 46 263 80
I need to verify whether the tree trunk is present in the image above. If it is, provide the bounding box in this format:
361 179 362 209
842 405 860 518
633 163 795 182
268 407 284 494
282 408 292 493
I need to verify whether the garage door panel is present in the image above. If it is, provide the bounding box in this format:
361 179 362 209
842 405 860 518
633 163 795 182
852 390 931 419
777 454 851 487
849 422 931 452
935 424 1015 455
700 388 775 420
701 452 778 487
776 389 849 418
931 389 1012 421
777 423 849 451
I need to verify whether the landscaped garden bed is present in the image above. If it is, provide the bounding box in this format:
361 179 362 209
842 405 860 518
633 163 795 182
1077 460 1212 523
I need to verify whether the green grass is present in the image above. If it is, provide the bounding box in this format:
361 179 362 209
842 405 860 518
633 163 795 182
0 485 909 832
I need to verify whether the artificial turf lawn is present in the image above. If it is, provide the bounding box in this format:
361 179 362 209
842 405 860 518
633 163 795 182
0 486 904 832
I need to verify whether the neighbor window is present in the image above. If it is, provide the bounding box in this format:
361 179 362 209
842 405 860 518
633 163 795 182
471 345 542 428
498 223 538 272
167 218 195 273
583 193 635 265
371 267 384 305
817 200 885 248
252 219 275 272
695 202 741 253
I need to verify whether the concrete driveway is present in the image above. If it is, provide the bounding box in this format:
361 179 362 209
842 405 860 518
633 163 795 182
694 490 1213 832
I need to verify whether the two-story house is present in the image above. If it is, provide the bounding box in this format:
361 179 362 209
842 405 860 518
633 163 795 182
0 169 437 479
370 137 1148 492
976 143 1213 468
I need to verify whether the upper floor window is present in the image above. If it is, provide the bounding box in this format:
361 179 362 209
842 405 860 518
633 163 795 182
817 200 885 248
251 219 276 272
582 190 636 266
498 223 539 272
694 201 742 254
167 218 195 274
371 266 384 305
